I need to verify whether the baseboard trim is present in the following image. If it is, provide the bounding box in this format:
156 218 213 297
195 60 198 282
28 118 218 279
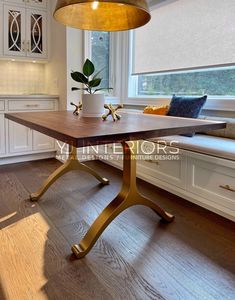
0 151 56 166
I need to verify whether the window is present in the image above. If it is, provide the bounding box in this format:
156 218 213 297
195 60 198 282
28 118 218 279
130 67 235 97
90 31 110 89
130 0 235 99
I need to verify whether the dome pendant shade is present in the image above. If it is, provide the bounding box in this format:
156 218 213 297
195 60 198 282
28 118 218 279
53 0 151 31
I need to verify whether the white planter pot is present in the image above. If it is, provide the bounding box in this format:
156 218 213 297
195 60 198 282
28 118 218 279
82 94 105 117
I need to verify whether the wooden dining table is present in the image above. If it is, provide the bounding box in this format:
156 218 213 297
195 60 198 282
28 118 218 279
5 111 226 259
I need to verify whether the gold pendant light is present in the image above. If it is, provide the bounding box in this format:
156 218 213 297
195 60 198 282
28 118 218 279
53 0 151 31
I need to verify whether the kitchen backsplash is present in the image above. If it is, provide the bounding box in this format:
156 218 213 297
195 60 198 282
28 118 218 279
0 61 46 94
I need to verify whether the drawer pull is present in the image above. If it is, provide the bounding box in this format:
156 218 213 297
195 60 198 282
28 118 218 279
25 104 39 108
219 185 235 193
145 159 159 165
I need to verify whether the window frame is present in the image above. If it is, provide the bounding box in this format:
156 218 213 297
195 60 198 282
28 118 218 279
127 31 235 111
84 31 120 103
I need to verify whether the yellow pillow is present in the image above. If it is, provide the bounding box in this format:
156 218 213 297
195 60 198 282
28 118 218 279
144 105 169 115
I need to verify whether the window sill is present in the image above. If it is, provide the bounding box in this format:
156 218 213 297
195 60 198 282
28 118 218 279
125 96 235 112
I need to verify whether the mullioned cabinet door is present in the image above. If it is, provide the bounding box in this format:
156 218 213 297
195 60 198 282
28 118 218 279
4 5 27 57
26 8 47 59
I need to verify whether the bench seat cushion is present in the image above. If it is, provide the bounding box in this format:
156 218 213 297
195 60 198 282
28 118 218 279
200 116 235 139
148 134 235 161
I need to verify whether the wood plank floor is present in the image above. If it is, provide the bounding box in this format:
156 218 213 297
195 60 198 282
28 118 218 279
0 159 235 300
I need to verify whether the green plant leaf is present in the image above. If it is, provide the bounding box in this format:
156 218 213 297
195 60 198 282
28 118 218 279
71 72 88 84
83 59 95 77
71 87 89 92
89 78 102 88
94 87 113 93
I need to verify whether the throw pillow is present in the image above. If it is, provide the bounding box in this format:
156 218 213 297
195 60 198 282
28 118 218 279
144 105 169 115
167 95 207 137
167 95 207 118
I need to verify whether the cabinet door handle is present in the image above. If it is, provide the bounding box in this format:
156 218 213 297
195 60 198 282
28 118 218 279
145 159 159 165
25 104 39 108
219 185 235 193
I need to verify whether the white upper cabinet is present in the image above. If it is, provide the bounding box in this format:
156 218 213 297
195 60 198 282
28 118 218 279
3 4 47 59
4 0 47 9
27 0 47 9
4 0 25 5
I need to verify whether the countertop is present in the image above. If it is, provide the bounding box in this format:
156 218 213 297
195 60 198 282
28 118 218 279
0 94 59 99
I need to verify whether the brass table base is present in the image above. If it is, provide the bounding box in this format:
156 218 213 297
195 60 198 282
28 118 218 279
72 141 174 259
30 146 109 202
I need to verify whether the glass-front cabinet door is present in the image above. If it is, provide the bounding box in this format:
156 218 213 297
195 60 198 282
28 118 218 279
26 9 47 58
4 5 26 56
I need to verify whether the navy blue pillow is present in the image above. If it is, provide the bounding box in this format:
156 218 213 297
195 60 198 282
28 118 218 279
167 95 207 136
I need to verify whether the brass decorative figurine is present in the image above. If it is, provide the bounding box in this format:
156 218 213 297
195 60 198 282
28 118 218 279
102 104 124 121
71 102 82 116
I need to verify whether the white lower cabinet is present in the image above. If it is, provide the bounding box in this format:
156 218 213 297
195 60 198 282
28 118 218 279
9 120 32 153
0 114 5 154
187 156 235 211
33 131 54 151
0 96 58 165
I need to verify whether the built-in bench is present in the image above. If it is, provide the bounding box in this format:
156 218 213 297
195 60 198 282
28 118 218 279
144 116 235 221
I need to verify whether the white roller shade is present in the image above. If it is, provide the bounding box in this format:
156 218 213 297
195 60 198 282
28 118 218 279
133 0 235 75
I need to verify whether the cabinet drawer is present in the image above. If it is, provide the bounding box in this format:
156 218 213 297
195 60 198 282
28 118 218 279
138 155 186 189
0 101 5 111
8 100 55 111
188 158 235 210
136 141 186 188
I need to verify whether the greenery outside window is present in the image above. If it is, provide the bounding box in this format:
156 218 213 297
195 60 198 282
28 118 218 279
130 67 235 97
90 31 110 90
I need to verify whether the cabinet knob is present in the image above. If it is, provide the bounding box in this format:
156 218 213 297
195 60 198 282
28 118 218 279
22 41 26 52
27 41 30 52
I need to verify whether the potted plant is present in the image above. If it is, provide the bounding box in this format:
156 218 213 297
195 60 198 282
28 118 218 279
71 59 112 117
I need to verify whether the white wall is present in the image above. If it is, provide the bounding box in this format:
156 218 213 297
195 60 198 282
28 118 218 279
45 0 67 109
45 0 83 110
66 27 83 110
